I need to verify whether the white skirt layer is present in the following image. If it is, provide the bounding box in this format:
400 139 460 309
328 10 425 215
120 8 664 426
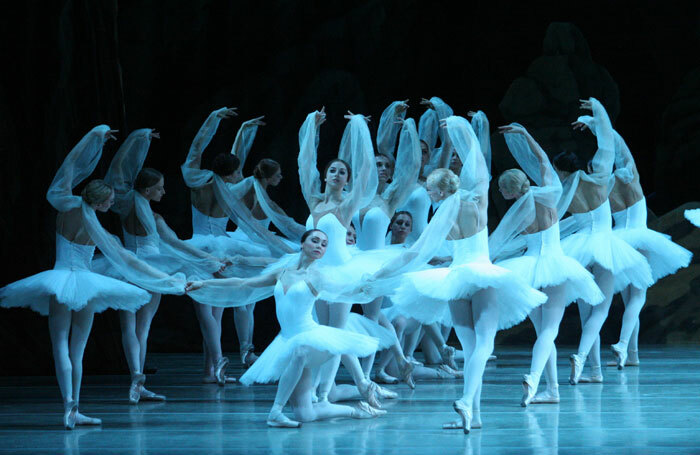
239 325 379 385
685 209 700 228
0 269 151 315
560 231 654 292
614 228 692 282
391 260 547 331
344 312 395 350
497 253 605 307
187 233 271 258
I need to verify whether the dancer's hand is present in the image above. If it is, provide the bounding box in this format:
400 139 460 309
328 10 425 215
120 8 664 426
420 98 435 110
579 99 593 111
105 129 119 142
396 100 410 113
315 106 327 125
216 107 238 119
393 116 406 126
186 281 204 292
245 116 266 127
345 110 371 122
571 121 588 131
497 124 527 135
439 119 447 129
467 111 477 118
150 130 161 139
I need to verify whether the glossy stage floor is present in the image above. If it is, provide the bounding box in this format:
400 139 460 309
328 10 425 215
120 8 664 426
1 346 699 454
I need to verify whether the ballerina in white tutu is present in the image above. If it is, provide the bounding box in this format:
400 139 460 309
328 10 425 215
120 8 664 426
182 108 285 384
187 229 386 427
366 115 547 433
0 126 186 429
492 123 604 406
103 128 229 401
554 98 654 385
573 115 692 368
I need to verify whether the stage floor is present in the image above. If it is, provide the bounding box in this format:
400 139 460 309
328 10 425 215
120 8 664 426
1 346 699 454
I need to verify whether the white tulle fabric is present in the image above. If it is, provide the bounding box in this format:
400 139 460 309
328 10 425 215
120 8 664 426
470 111 492 178
48 125 186 295
181 109 295 257
0 234 151 315
561 200 653 292
377 100 408 157
397 184 431 242
613 198 692 282
239 280 379 385
420 97 453 176
686 209 700 227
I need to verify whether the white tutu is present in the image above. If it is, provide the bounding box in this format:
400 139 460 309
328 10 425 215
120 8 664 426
344 312 395 350
0 235 151 315
685 209 700 228
614 199 692 282
240 280 378 385
392 229 547 330
497 223 604 306
561 201 653 292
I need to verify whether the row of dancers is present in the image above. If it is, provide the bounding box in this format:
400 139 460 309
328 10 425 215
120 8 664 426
0 97 694 432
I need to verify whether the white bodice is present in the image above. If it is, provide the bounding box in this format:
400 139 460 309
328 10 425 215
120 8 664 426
54 233 95 272
571 199 613 234
353 207 391 251
450 228 490 265
274 280 318 338
122 231 160 256
306 213 351 266
613 197 647 230
522 222 564 257
191 205 229 236
398 185 431 241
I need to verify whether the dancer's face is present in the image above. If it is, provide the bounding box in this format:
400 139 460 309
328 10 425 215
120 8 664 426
94 190 115 212
346 225 356 246
376 154 393 184
325 162 349 189
390 214 412 243
449 151 463 175
499 183 518 201
144 178 166 202
302 231 328 260
426 182 445 203
420 142 430 169
267 169 283 187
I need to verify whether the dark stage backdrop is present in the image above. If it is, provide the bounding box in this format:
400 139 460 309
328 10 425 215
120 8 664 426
1 1 699 374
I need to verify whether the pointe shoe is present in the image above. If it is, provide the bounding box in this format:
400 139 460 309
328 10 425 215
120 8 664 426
241 345 258 367
440 345 458 370
214 357 230 386
129 373 146 404
266 410 301 428
569 354 584 385
376 385 399 399
626 350 640 366
63 400 78 430
359 381 382 409
531 388 560 404
442 420 463 430
471 409 482 429
521 374 537 407
452 399 472 434
352 401 387 419
399 361 416 389
578 373 604 383
75 411 102 426
374 370 399 385
140 387 166 402
611 343 627 370
438 364 463 378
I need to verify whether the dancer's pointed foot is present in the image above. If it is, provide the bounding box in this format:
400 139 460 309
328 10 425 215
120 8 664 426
266 410 301 428
241 344 258 367
626 349 640 366
578 373 604 383
140 387 166 402
376 385 398 399
129 373 146 404
611 343 627 370
214 357 230 386
440 345 458 370
374 370 399 385
569 354 584 385
352 401 387 419
438 364 463 378
75 411 102 426
471 408 482 429
63 400 78 430
530 388 560 404
398 360 416 389
359 381 382 409
521 373 537 407
452 399 472 434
